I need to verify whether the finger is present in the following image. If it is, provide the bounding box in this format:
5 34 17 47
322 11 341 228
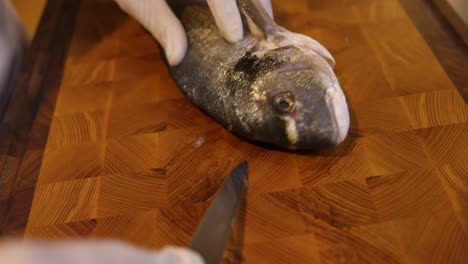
114 0 187 66
158 247 205 264
207 0 243 42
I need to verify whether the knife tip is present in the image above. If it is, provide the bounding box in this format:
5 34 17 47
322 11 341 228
232 160 248 184
238 160 248 173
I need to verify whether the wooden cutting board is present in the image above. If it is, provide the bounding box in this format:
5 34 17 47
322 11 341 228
1 0 467 263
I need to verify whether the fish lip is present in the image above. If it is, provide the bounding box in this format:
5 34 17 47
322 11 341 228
326 90 349 146
278 92 346 149
325 96 342 146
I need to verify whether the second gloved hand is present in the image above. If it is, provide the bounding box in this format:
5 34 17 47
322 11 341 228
114 0 273 66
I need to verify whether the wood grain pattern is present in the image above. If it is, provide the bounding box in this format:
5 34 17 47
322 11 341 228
399 0 468 103
433 0 468 46
1 0 467 263
0 0 81 235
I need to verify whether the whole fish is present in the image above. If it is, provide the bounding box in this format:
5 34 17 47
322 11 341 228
166 0 350 150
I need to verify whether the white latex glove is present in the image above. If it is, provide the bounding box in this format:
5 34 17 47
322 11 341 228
114 0 273 66
0 240 204 264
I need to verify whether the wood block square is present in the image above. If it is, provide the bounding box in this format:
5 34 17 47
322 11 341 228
38 143 105 185
27 105 55 150
97 170 169 218
111 76 183 107
47 110 107 149
73 0 148 41
107 102 167 138
344 210 467 263
436 161 468 234
304 23 367 54
28 177 101 226
111 18 146 38
244 149 302 196
165 127 246 205
366 169 451 221
3 187 35 233
363 20 439 67
352 0 412 24
108 98 207 142
155 125 226 169
113 57 163 82
115 34 161 58
243 234 320 264
103 133 161 175
104 126 226 177
66 35 118 66
94 210 164 249
333 43 395 104
276 5 365 53
0 153 5 175
395 208 468 263
363 130 431 176
61 60 115 87
54 83 112 115
154 204 204 247
95 210 157 249
95 204 203 249
165 99 214 130
110 76 160 107
416 123 468 166
0 155 20 199
350 97 413 136
306 4 359 25
15 150 44 190
298 138 374 186
0 123 13 151
244 190 306 244
73 0 129 40
401 89 468 129
310 220 402 263
0 198 8 227
25 219 97 240
346 221 404 261
383 62 456 97
298 180 379 228
110 73 186 107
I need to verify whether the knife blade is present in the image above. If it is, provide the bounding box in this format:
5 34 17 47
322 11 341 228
189 161 248 264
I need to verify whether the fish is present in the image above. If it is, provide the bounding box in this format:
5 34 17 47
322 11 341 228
164 0 350 150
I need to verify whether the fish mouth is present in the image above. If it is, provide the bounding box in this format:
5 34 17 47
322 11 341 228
280 88 349 150
325 88 350 146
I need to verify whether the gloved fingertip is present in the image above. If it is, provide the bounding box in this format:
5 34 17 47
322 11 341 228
159 15 187 67
208 0 244 43
222 25 243 43
157 247 205 264
165 33 187 66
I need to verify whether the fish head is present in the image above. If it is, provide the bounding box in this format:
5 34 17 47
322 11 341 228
247 45 350 149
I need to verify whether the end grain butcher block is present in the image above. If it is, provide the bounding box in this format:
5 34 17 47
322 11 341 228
1 0 468 263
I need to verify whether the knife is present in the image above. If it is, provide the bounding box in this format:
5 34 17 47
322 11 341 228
188 161 248 264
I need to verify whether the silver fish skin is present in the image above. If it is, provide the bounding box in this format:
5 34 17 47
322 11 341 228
167 1 350 150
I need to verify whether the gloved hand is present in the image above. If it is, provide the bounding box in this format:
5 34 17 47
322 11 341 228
114 0 273 66
1 239 204 264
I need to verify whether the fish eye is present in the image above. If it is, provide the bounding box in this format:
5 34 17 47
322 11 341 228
274 92 295 113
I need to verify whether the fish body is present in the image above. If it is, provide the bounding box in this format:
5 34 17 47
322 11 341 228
167 1 350 150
